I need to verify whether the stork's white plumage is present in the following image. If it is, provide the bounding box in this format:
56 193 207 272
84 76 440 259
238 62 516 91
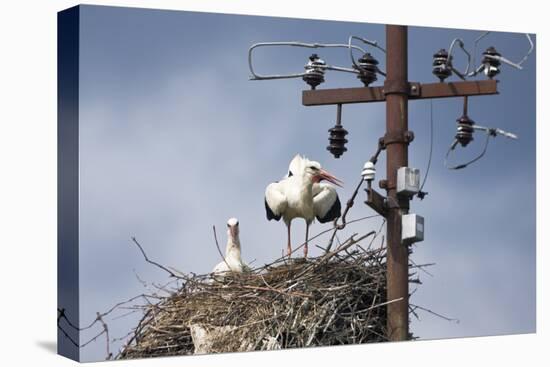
212 218 246 278
265 155 342 257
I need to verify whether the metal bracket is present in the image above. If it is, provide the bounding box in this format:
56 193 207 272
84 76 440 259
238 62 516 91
383 130 415 146
383 81 421 96
379 179 396 191
379 179 390 189
383 80 409 95
377 181 410 210
409 82 421 96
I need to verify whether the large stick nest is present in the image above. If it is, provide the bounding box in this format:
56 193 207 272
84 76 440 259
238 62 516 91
118 232 400 359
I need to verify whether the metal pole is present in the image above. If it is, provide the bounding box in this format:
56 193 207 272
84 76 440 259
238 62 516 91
384 25 409 341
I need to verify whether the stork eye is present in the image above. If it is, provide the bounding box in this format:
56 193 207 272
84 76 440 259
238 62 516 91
309 166 318 170
288 170 293 177
227 223 230 227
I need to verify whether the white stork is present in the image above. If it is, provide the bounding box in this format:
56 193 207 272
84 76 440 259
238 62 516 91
212 218 246 278
265 155 342 258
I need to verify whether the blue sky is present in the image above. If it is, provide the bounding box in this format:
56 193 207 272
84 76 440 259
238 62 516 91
75 5 535 361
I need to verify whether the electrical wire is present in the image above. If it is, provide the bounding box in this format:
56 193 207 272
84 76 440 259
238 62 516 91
348 35 387 76
444 121 518 170
445 38 472 80
470 31 491 74
444 130 492 170
467 32 534 77
248 41 366 80
248 37 387 81
417 100 433 199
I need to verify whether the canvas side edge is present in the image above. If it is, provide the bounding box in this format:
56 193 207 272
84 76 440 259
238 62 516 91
57 5 81 362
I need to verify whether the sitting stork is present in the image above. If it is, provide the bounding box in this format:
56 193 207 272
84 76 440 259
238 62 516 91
265 155 342 258
212 218 246 278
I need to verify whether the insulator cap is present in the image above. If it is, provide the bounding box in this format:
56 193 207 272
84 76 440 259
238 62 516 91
303 54 326 90
361 161 376 181
354 53 379 86
482 46 501 79
456 115 475 147
327 124 348 158
432 49 453 82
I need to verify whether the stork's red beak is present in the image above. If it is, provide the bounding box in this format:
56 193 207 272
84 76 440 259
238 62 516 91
317 169 344 187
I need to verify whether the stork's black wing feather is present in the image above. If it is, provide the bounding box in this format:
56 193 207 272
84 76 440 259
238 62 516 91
316 195 341 223
265 197 281 221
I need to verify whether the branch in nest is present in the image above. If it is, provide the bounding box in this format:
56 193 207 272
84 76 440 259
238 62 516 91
212 225 230 271
410 303 459 323
57 309 111 360
58 292 164 359
131 237 185 280
325 177 381 252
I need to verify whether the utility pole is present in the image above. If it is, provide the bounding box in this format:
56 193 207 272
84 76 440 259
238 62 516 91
384 25 410 341
301 24 499 341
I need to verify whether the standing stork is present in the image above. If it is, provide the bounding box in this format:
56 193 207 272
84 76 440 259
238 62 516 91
265 154 342 258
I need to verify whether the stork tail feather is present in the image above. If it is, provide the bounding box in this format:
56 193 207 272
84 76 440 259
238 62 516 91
317 195 341 223
265 198 281 221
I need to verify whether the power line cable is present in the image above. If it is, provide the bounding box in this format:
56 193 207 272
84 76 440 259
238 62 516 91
417 100 433 199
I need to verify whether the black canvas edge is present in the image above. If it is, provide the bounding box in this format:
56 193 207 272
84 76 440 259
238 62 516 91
57 5 81 362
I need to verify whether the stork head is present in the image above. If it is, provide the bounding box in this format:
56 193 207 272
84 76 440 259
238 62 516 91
288 154 343 187
226 217 240 241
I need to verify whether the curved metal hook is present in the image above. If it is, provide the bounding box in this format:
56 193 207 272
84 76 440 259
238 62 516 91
248 41 366 80
446 38 472 80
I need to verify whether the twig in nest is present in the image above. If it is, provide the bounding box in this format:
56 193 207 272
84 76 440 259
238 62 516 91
212 225 230 270
58 307 118 360
95 312 112 360
409 258 435 277
410 303 459 323
321 231 376 264
131 237 184 279
325 178 366 252
261 215 380 270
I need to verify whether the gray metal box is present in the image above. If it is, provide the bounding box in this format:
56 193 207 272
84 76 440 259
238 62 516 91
397 167 420 196
402 213 424 243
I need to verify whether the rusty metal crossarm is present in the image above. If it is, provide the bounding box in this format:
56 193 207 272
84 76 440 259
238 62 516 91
365 188 387 217
302 79 498 106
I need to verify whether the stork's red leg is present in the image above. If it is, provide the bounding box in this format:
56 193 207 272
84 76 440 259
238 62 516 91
286 221 292 258
304 222 309 258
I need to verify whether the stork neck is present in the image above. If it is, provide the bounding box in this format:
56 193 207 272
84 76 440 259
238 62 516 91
297 175 314 195
226 238 241 258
